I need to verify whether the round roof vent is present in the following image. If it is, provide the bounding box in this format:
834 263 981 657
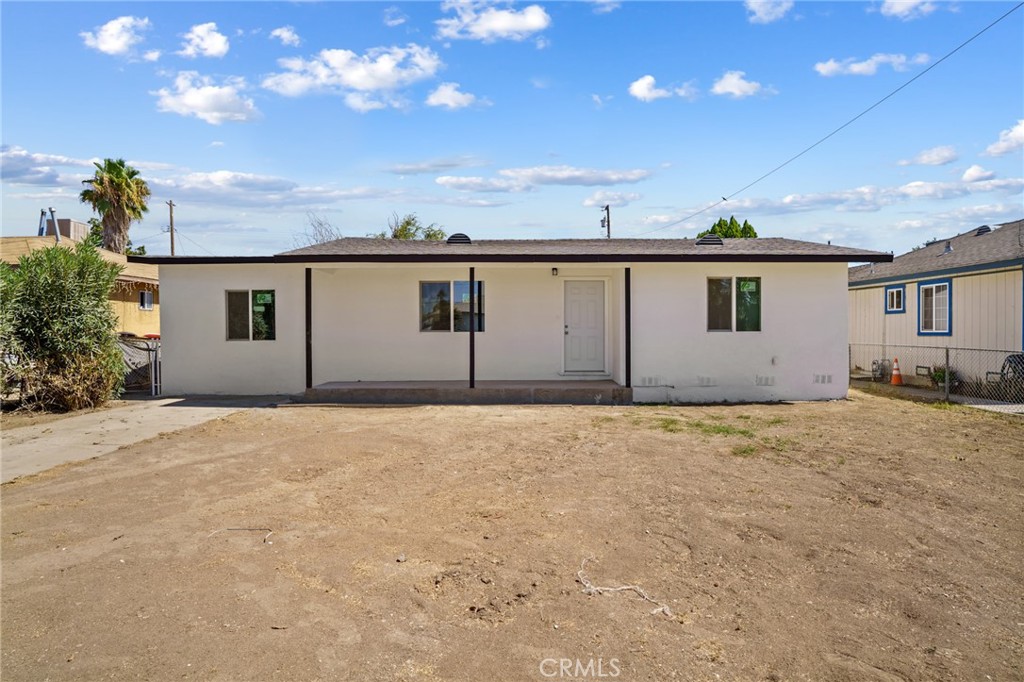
446 233 472 244
975 225 991 236
696 234 724 246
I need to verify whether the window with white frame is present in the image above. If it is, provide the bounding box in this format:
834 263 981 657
885 285 905 314
707 277 761 332
918 280 950 335
139 290 154 311
420 281 484 332
226 289 276 341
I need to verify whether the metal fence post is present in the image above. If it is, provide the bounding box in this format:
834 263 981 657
944 347 950 401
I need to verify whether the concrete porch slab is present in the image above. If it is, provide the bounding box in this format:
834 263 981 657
301 380 632 405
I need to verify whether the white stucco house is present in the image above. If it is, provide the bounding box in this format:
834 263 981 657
134 234 889 404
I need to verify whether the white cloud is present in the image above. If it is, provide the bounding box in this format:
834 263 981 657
590 0 620 14
80 16 151 56
436 175 523 192
711 71 764 98
388 156 486 174
343 93 390 113
642 214 676 226
209 141 225 148
583 190 642 207
438 164 652 193
261 44 442 112
426 82 482 109
744 1 794 24
142 49 161 62
628 75 671 102
591 94 612 108
897 145 958 166
178 22 230 59
0 145 94 186
436 1 551 43
270 26 301 47
500 165 650 186
703 176 1023 215
962 165 996 183
984 119 1024 156
152 72 258 125
675 80 700 101
384 7 408 26
880 1 937 21
815 52 928 77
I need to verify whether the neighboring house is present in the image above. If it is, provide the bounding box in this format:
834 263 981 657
0 233 161 338
849 220 1024 352
848 220 1024 388
136 234 887 403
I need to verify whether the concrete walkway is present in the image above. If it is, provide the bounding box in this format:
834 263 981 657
1 396 282 483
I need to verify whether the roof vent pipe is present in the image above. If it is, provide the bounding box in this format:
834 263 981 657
943 240 953 254
446 233 472 245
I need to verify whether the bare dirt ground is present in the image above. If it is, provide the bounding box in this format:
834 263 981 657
2 389 1022 681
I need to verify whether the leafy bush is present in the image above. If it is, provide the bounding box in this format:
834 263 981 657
0 242 124 410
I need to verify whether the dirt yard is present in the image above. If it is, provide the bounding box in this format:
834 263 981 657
2 390 1021 681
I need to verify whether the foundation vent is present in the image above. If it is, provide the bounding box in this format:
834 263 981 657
755 375 775 387
640 376 661 387
813 374 834 384
697 375 717 387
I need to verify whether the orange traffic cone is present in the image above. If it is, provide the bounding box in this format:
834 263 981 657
891 358 903 386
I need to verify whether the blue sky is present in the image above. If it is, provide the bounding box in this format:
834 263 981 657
2 1 1021 256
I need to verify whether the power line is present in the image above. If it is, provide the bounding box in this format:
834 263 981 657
633 1 1024 237
175 230 218 257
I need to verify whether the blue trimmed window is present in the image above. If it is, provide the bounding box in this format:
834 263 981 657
918 278 951 336
884 284 905 314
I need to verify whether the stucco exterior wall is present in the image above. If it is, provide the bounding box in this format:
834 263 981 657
110 284 160 336
159 260 851 401
159 264 305 395
849 267 1024 351
630 262 849 403
310 265 624 383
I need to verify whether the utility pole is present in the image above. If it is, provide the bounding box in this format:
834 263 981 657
601 204 611 239
166 200 176 256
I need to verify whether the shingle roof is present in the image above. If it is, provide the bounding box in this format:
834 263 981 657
848 220 1024 285
273 236 889 262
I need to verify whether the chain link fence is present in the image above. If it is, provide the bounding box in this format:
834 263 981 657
850 343 1024 403
118 336 161 396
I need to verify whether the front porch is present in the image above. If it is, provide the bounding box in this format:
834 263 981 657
300 380 632 405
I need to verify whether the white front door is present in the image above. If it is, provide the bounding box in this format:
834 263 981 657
564 280 605 372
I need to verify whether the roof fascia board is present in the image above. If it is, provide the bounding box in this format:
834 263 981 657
133 252 892 266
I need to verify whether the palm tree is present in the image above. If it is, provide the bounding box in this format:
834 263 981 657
79 158 151 254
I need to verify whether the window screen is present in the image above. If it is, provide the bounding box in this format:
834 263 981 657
252 290 276 341
707 278 732 331
227 291 250 340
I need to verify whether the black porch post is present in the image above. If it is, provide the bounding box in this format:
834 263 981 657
305 267 312 389
469 266 476 388
624 267 632 388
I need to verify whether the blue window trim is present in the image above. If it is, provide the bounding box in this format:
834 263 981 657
917 277 952 336
884 284 905 314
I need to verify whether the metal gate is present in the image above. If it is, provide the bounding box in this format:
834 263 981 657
118 336 161 396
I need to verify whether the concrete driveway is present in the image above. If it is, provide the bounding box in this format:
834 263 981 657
1 396 283 483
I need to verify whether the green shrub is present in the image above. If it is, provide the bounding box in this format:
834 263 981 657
0 242 124 411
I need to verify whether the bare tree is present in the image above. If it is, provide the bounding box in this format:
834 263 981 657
293 212 344 247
